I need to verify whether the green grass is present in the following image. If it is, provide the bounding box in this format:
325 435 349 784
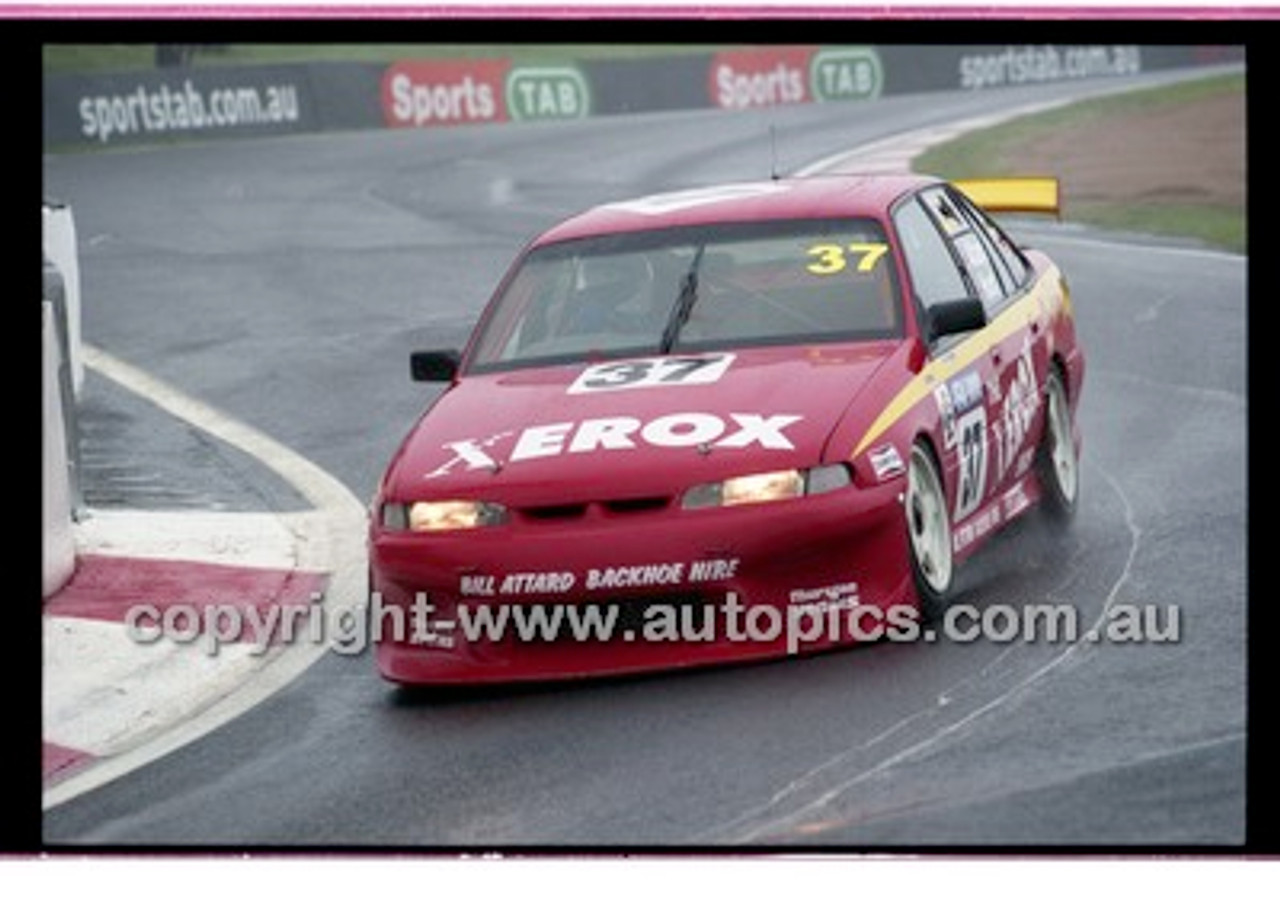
1069 202 1245 255
914 73 1246 253
43 44 735 74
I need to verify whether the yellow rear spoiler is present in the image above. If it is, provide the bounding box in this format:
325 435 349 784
953 177 1061 219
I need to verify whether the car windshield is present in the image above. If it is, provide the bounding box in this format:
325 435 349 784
467 218 902 372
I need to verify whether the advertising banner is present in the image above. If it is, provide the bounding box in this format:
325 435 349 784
382 58 592 128
43 45 1243 150
44 65 321 148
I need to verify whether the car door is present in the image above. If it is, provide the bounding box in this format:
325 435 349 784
938 187 1047 510
892 189 1004 535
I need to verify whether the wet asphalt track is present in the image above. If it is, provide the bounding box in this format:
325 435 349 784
42 73 1248 847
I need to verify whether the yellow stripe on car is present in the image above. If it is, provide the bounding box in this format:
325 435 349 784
850 270 1061 460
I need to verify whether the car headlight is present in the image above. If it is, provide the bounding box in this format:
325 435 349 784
381 500 508 532
681 464 851 510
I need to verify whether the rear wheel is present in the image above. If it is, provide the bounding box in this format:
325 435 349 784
1037 366 1079 523
906 440 953 621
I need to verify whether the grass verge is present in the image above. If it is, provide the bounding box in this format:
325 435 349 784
914 73 1246 254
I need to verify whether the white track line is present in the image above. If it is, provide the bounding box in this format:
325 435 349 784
704 463 1142 843
44 345 369 810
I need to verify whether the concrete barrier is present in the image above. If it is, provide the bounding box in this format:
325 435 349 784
43 200 83 395
43 200 85 599
43 292 76 599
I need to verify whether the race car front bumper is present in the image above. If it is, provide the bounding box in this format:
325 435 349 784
368 476 916 685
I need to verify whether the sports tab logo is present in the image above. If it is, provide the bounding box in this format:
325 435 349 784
382 59 509 127
709 47 813 110
708 46 883 110
382 60 592 127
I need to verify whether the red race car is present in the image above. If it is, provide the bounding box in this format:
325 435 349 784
369 173 1083 685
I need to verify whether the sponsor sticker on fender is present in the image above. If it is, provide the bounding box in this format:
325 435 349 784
868 443 905 481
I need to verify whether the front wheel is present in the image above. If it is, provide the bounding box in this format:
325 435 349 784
1036 366 1079 524
906 440 954 621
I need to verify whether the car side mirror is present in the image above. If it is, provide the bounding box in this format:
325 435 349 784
927 298 987 342
410 349 461 383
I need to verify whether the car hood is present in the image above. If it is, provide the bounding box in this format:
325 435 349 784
386 343 898 506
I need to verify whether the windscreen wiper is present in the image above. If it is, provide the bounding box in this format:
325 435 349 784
659 243 706 354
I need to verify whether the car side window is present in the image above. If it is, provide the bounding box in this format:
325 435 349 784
893 197 968 310
953 232 1004 308
920 188 1006 312
965 195 1031 288
949 188 1031 297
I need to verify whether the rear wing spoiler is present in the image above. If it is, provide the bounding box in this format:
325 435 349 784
953 177 1061 219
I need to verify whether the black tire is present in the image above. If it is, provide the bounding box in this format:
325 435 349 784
1036 366 1079 524
905 439 954 621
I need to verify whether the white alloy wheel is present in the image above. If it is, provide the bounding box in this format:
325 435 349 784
1039 367 1079 519
906 441 953 612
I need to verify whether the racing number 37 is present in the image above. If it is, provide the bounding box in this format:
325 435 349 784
569 353 735 394
806 242 889 276
954 405 988 521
